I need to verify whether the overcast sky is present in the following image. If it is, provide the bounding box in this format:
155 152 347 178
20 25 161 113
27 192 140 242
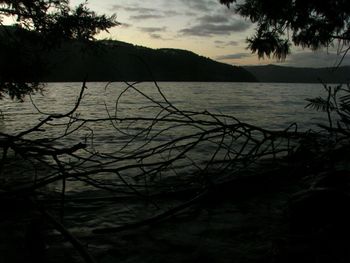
68 0 349 67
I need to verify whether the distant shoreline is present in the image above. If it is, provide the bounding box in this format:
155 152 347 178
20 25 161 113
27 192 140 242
243 65 350 84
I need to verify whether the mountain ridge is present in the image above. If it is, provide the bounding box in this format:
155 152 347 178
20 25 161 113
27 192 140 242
1 25 350 83
47 39 257 82
243 64 350 83
0 25 256 83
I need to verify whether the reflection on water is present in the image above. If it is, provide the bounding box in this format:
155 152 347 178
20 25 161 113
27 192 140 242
1 81 326 134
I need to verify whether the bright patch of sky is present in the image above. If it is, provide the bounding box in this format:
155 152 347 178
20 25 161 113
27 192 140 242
70 0 254 61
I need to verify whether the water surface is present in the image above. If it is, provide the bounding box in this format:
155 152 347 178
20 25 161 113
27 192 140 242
1 81 327 135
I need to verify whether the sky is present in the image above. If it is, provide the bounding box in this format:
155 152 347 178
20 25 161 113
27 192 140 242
4 0 350 67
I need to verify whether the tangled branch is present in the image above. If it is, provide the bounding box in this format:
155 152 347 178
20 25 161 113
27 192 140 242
0 80 307 260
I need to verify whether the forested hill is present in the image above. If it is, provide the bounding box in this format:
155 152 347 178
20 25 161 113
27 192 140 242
46 41 256 81
0 26 256 82
44 40 257 82
244 64 350 83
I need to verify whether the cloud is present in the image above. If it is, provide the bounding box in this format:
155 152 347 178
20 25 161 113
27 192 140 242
150 33 162 39
119 23 132 29
216 53 252 60
215 40 240 48
130 14 164 20
111 5 154 13
149 33 170 40
180 20 250 36
111 3 180 21
178 0 217 12
227 40 240 46
198 14 231 24
178 7 251 37
137 26 170 40
138 26 167 33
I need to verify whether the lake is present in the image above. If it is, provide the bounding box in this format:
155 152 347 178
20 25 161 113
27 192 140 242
0 81 331 191
1 81 328 135
0 81 334 244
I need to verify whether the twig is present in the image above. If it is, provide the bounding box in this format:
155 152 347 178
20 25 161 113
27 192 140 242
31 199 97 263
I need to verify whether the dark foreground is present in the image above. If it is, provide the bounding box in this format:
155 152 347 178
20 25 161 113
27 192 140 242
1 150 350 263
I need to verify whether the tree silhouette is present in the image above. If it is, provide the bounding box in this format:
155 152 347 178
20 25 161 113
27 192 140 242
0 0 119 100
220 0 350 60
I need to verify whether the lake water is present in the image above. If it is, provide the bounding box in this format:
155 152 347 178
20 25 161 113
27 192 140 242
0 81 333 243
0 81 330 169
1 81 330 180
0 81 330 179
1 81 328 135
